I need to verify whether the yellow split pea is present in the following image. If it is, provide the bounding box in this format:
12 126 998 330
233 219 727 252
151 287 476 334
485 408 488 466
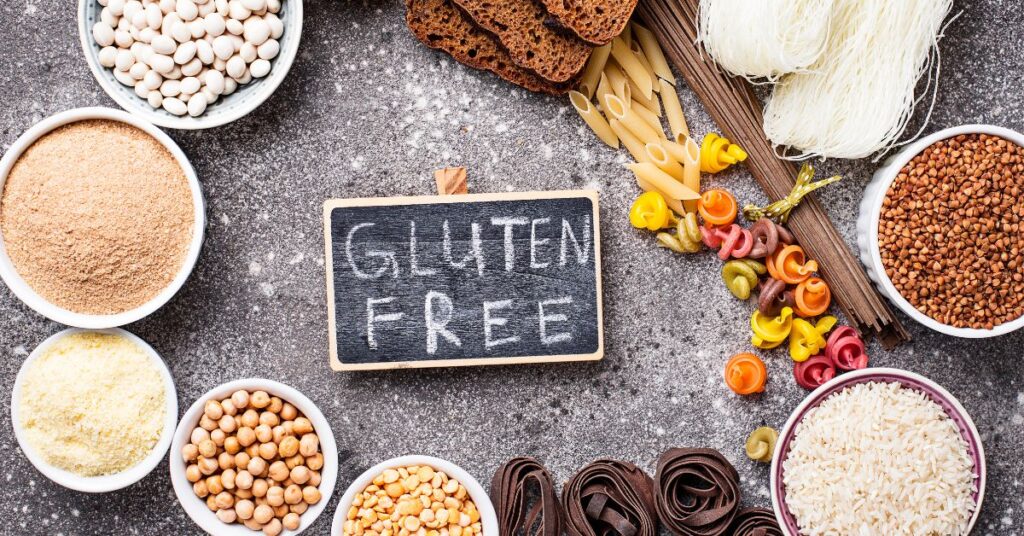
344 465 483 536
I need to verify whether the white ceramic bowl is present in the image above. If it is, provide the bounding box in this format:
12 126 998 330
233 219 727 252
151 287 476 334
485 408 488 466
11 328 178 493
78 0 303 129
170 379 338 535
770 367 986 536
332 455 499 535
857 124 1024 338
0 107 205 329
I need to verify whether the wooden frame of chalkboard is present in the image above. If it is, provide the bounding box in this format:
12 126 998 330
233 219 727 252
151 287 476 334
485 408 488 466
323 190 603 371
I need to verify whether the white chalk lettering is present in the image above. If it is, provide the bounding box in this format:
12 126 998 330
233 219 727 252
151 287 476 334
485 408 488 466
409 221 437 276
559 217 591 266
442 220 485 276
366 297 403 350
483 300 520 349
538 296 573 346
530 217 550 269
425 290 461 354
491 216 529 271
346 223 399 279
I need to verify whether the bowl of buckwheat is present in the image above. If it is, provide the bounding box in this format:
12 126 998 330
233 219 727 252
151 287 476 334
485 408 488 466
331 455 498 536
857 124 1024 337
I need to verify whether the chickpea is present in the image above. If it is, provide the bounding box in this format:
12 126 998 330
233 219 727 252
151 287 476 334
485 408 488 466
182 444 199 463
267 485 285 507
289 502 308 515
280 403 298 421
255 424 273 443
299 434 319 457
268 461 289 482
292 417 313 435
235 426 256 447
284 454 304 469
289 466 310 485
235 499 255 520
253 504 275 524
221 399 237 417
282 421 294 436
282 512 300 531
205 400 224 420
191 427 210 445
216 508 237 524
243 518 263 531
283 484 302 505
260 411 280 427
306 453 324 471
206 495 218 512
235 470 254 490
234 452 251 470
248 457 268 477
224 436 240 455
193 480 209 498
241 409 260 428
259 442 278 461
262 518 283 536
215 491 235 510
268 396 283 414
245 444 260 458
210 428 226 447
221 468 237 490
231 390 250 409
273 504 289 518
308 471 321 487
271 425 287 444
198 439 217 459
251 391 271 409
207 475 224 495
219 415 237 433
302 485 321 505
198 457 219 476
186 464 201 483
252 478 269 497
218 452 234 471
235 488 254 500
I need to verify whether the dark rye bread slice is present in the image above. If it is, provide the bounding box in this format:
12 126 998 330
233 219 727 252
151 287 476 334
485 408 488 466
406 0 572 95
452 0 592 84
541 0 638 45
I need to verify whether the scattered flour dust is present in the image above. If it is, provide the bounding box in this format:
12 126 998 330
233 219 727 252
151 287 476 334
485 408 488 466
783 381 977 535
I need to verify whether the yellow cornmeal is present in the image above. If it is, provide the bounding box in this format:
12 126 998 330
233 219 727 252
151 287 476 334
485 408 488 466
18 332 166 477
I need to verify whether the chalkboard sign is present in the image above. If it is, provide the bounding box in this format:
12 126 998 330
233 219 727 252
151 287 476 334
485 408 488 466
323 191 603 370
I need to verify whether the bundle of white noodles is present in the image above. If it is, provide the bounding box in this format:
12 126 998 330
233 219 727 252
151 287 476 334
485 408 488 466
698 0 955 160
697 0 833 81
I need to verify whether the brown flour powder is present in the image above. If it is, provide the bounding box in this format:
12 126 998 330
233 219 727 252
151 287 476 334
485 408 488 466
1 119 194 315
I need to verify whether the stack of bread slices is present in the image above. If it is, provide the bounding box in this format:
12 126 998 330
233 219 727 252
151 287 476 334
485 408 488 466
405 0 637 94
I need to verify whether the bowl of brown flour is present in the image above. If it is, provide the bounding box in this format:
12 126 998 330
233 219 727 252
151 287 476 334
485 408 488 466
0 107 205 328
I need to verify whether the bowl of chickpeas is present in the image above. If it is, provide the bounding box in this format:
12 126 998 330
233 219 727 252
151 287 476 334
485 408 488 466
169 379 337 535
331 455 498 536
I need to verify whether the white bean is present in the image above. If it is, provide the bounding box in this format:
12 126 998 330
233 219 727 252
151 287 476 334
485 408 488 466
113 68 136 86
266 0 279 14
225 55 246 78
171 21 192 42
200 86 218 105
264 13 282 39
143 69 163 89
198 1 215 16
176 0 199 21
130 10 147 30
239 42 256 63
233 69 251 84
189 19 206 38
151 34 176 54
256 39 278 60
196 38 214 64
180 76 201 94
148 90 164 108
123 0 143 20
98 46 118 67
145 3 163 28
204 69 225 93
242 17 269 45
117 15 131 31
160 79 182 96
114 29 134 48
240 0 265 11
187 93 208 116
225 17 243 35
100 7 118 27
149 53 175 73
161 12 180 35
223 76 237 95
165 65 182 79
227 0 250 20
212 35 234 60
181 57 203 76
212 57 226 71
135 42 155 64
139 26 156 43
204 12 225 36
249 58 270 78
129 61 149 79
159 0 176 14
134 81 150 98
108 0 126 15
92 22 115 47
215 0 229 16
173 41 196 64
162 97 187 115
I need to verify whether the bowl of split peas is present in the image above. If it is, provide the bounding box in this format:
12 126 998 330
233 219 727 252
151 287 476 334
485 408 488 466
169 379 337 535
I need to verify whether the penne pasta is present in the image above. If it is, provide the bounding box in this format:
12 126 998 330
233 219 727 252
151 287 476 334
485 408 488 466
644 142 684 180
627 162 701 202
637 176 686 215
595 72 614 113
578 44 612 99
629 40 659 93
631 100 665 135
632 23 675 83
660 78 689 139
610 37 653 100
629 77 662 116
603 94 661 145
570 91 618 148
620 22 633 47
680 134 701 212
604 63 631 106
609 119 648 163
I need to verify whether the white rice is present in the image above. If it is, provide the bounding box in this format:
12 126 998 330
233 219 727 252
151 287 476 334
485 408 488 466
783 381 977 536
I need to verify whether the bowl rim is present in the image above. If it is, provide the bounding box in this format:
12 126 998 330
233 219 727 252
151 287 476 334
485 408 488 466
863 123 1024 337
169 378 338 536
769 367 986 536
77 0 304 130
331 455 500 535
10 327 178 493
0 106 206 328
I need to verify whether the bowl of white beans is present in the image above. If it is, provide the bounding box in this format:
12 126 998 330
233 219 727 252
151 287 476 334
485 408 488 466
78 0 302 129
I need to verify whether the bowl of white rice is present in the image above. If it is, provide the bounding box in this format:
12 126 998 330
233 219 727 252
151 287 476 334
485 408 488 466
770 368 984 536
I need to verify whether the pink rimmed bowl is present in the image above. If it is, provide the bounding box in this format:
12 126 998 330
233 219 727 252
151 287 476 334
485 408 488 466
770 367 985 535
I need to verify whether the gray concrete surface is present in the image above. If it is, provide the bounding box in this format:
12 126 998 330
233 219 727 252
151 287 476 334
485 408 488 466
1 0 1023 534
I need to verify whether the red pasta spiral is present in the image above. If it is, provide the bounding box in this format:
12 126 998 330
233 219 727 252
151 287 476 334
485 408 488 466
825 326 868 370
